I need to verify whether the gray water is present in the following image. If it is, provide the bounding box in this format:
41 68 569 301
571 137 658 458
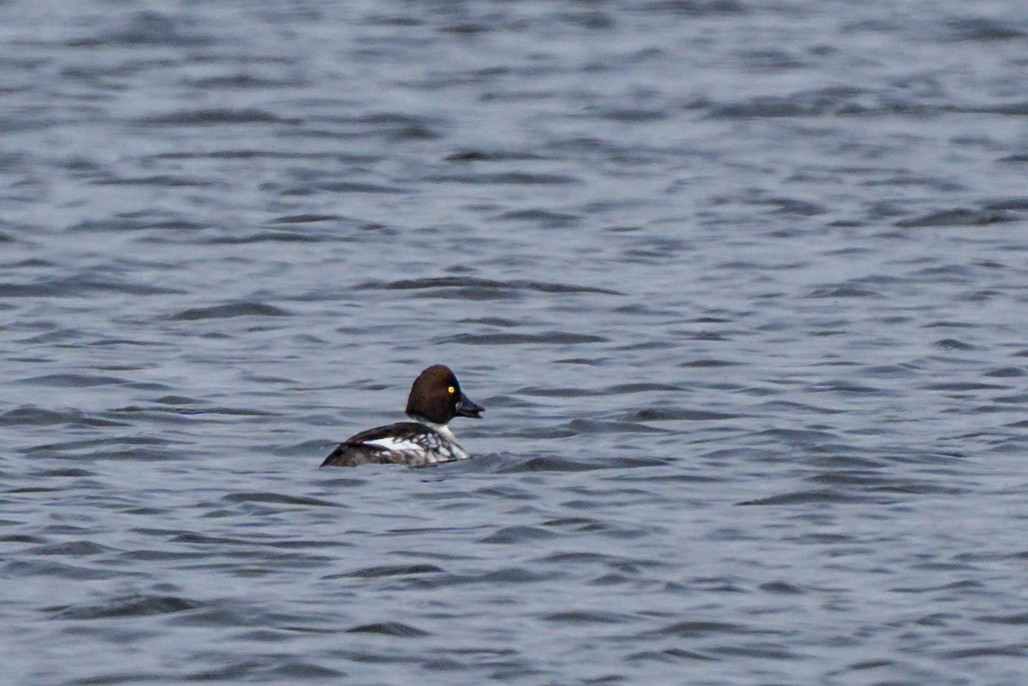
2 1 1027 684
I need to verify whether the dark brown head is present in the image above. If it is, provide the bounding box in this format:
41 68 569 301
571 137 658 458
405 364 484 425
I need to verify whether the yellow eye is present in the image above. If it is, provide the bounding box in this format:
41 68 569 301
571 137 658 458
448 386 455 394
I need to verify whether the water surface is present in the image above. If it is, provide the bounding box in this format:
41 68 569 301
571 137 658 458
1 1 1026 684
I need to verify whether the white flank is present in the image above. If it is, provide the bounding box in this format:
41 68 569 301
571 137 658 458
362 427 469 464
364 436 426 452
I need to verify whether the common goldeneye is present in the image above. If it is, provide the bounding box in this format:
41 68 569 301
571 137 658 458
320 364 484 468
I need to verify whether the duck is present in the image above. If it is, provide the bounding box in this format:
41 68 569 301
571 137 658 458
321 364 484 467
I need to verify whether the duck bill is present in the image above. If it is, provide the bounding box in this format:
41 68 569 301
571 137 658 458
456 393 484 418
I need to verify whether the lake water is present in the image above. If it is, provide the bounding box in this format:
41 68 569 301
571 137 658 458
1 1 1026 684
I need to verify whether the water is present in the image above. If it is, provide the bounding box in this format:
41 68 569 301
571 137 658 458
1 1 1026 684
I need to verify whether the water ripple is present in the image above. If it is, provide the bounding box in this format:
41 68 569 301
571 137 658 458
0 2 1023 684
